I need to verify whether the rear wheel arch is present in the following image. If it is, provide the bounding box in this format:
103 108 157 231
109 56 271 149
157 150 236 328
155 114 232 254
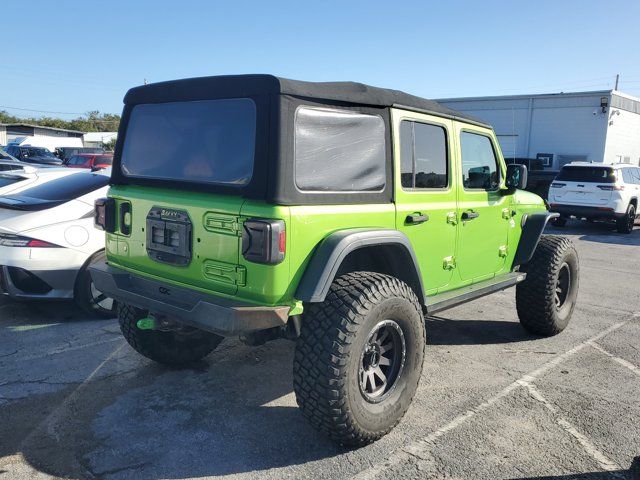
629 197 638 208
74 248 105 293
295 229 425 305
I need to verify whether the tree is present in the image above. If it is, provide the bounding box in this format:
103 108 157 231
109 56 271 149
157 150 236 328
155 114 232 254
0 110 120 133
103 138 118 152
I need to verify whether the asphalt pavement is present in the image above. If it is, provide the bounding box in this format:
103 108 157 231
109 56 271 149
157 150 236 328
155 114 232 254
1 221 639 479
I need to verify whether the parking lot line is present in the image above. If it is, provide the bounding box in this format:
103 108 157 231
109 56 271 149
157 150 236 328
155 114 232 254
353 314 638 480
21 342 126 447
588 341 640 377
518 379 621 472
8 337 122 363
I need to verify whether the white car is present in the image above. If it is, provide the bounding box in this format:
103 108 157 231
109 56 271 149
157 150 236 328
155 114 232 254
0 165 83 196
0 169 115 317
548 162 640 233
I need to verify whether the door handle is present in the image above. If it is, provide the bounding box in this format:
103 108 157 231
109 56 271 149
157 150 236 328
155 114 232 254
461 211 480 220
405 213 429 225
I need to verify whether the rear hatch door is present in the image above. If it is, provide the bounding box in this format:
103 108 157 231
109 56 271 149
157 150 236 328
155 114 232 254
550 166 615 206
111 187 246 296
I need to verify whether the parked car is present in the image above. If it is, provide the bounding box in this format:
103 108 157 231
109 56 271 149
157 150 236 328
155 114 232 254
0 166 82 197
65 153 113 169
4 145 63 166
0 170 115 317
91 74 578 446
0 148 21 163
548 162 640 233
55 147 105 163
0 158 29 173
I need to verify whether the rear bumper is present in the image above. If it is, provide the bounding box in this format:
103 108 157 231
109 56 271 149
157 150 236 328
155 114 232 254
0 246 83 299
549 204 625 220
89 263 290 337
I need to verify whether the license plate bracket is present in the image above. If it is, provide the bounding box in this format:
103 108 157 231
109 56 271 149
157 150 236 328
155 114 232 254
146 207 193 266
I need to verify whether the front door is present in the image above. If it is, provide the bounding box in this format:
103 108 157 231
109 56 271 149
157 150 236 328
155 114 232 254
455 127 511 282
393 111 458 295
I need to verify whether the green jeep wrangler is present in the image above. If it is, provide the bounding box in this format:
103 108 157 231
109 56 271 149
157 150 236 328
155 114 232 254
91 74 579 446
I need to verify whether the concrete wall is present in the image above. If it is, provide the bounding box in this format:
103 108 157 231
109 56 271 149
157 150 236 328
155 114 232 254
603 94 640 166
439 92 611 169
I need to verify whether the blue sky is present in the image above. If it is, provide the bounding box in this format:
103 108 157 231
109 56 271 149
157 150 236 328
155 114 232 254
3 0 640 120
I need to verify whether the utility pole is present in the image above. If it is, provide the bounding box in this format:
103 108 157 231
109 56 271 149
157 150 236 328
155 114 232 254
614 74 619 90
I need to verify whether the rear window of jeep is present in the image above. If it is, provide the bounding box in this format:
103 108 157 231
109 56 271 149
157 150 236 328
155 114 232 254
120 98 256 186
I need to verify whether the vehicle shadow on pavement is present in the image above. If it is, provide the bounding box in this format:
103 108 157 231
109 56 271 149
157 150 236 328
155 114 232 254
547 221 640 247
2 330 342 479
513 456 639 479
0 298 111 326
426 315 538 345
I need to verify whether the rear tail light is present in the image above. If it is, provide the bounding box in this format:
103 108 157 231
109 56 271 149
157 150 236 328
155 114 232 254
597 185 624 191
550 182 566 188
94 197 116 232
119 202 132 236
0 233 60 248
242 219 285 265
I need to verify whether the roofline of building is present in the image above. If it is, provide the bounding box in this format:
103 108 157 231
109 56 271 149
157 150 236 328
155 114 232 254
611 90 640 103
436 89 615 103
0 123 85 134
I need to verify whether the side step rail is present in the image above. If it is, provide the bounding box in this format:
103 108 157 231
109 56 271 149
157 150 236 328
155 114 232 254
426 272 526 315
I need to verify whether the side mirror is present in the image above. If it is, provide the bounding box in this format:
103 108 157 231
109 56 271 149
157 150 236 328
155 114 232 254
505 164 528 191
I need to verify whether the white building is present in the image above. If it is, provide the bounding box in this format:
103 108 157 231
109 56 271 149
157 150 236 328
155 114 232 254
0 123 84 151
438 90 640 169
83 131 117 148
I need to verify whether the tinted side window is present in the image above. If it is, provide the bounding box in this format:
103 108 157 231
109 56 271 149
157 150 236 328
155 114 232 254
0 176 21 187
400 121 448 189
460 132 499 190
68 156 84 165
632 168 640 184
622 168 633 184
15 173 109 201
294 107 386 192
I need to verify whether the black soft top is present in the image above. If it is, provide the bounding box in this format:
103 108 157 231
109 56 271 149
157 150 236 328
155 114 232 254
124 74 487 127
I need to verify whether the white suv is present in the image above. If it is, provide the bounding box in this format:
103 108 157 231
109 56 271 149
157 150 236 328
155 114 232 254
548 162 640 233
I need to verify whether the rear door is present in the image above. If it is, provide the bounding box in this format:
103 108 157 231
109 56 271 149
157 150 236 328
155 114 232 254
550 166 615 206
454 125 511 282
108 96 258 297
110 189 246 296
392 110 457 295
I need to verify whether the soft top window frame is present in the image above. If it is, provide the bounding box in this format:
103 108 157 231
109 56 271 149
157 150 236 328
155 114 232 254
110 94 273 200
292 105 387 194
119 98 258 188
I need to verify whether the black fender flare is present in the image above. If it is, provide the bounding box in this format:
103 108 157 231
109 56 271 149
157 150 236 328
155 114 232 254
295 228 424 303
512 212 559 267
